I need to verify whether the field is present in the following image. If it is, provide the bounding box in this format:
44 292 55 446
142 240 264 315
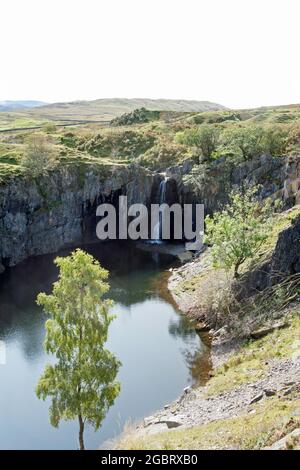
0 98 225 131
0 102 299 183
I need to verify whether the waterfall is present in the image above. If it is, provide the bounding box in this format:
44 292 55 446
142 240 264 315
153 176 168 242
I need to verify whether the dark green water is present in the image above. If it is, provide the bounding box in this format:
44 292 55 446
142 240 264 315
0 241 208 449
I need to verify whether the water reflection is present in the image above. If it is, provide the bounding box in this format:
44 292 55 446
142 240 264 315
168 314 198 340
0 241 208 449
183 330 212 385
168 314 211 385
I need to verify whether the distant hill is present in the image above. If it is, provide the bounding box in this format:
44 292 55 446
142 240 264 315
28 98 225 122
0 100 47 112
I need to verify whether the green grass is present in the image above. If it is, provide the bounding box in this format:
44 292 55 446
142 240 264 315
187 104 300 126
0 102 300 180
26 98 224 122
78 128 156 160
243 205 300 273
0 144 25 182
204 313 300 396
0 136 129 184
117 312 300 450
0 114 46 130
175 207 300 298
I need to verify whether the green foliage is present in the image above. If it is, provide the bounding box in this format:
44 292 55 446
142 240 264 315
21 133 58 176
43 122 57 134
80 129 155 159
219 125 288 160
36 249 121 450
0 115 46 131
193 111 241 125
0 145 24 182
192 114 205 125
138 140 187 170
182 163 211 194
176 125 219 159
260 125 288 156
1 103 300 180
286 123 300 155
110 107 160 126
205 188 274 277
219 125 264 160
60 131 80 149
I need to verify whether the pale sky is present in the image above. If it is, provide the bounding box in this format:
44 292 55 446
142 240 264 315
1 0 299 109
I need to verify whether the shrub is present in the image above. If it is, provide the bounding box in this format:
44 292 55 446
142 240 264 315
260 125 288 156
80 130 155 159
138 140 187 170
219 124 288 160
176 125 219 159
205 187 274 278
219 125 264 161
110 107 160 126
193 114 205 125
60 131 79 148
182 163 212 195
286 123 300 154
43 122 57 134
190 268 238 330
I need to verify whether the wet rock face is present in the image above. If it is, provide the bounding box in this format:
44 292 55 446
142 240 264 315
164 178 179 206
0 164 155 267
271 215 300 280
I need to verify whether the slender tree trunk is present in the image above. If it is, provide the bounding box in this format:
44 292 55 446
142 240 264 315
78 295 84 450
78 415 85 450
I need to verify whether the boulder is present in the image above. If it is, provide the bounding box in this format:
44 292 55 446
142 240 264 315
264 388 276 397
264 428 300 450
249 392 264 404
161 420 183 429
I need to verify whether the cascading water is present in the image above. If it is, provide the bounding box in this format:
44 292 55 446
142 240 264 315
153 176 169 242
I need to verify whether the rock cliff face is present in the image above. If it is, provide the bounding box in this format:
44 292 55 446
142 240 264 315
167 154 287 215
230 209 300 300
1 154 299 269
283 155 300 207
0 164 155 267
271 215 300 279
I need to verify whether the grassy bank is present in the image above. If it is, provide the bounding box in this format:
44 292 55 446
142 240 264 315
1 103 300 183
119 395 300 450
117 310 300 450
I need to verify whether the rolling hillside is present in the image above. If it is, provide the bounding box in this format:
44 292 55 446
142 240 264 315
28 98 225 122
0 101 47 112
